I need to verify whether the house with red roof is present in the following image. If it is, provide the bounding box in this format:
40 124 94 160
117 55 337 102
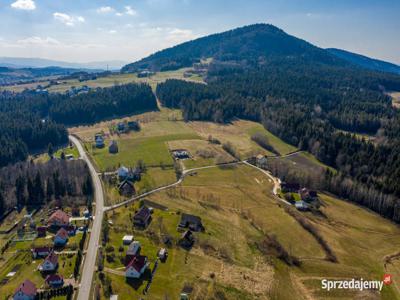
125 255 149 278
39 251 58 272
47 210 70 227
54 227 69 246
45 274 64 288
13 279 37 300
31 246 52 259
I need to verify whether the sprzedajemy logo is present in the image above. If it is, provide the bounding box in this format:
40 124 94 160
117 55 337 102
321 275 393 292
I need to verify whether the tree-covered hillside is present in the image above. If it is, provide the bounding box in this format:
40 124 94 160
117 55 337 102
122 24 344 72
0 83 157 167
327 48 400 75
148 24 400 223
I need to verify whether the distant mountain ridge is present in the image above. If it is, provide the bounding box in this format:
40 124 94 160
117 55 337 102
327 48 400 75
122 24 344 72
0 66 92 85
122 24 400 76
0 57 127 71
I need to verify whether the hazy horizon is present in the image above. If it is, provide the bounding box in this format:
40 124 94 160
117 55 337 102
1 0 399 65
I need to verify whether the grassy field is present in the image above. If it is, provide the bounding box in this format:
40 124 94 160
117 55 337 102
33 144 80 163
167 139 235 169
70 107 400 299
96 163 400 299
389 92 400 108
187 119 297 159
0 68 204 94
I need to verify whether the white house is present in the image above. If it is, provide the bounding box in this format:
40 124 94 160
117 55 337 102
122 235 134 245
39 252 58 272
13 280 37 300
125 255 148 279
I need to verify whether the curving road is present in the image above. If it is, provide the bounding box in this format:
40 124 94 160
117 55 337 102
69 135 105 300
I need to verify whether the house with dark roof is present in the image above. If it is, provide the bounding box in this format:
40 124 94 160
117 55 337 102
133 206 152 228
117 122 125 132
54 228 69 246
178 230 195 249
178 213 204 232
118 180 135 196
128 121 140 131
47 210 70 227
125 255 149 278
95 135 105 148
109 140 119 154
299 188 318 202
13 279 37 300
172 149 190 160
36 226 47 237
45 274 64 288
31 246 52 259
125 241 141 265
39 251 58 272
256 154 268 168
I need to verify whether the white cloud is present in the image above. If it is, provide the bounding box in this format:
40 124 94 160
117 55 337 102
17 36 61 46
109 30 117 34
125 6 137 16
97 6 114 14
115 12 123 17
11 0 35 10
53 12 85 27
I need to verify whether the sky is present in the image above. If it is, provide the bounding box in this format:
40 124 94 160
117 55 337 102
0 0 399 65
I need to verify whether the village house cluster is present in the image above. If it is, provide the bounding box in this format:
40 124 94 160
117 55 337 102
12 208 89 299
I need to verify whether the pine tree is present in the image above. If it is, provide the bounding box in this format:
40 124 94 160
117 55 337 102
48 143 54 159
0 191 4 217
15 176 25 209
46 178 54 202
34 172 45 204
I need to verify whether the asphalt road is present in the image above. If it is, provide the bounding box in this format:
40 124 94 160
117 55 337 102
69 135 104 300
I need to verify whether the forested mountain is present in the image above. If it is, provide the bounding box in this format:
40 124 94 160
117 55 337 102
0 83 157 167
146 24 400 222
122 24 344 72
327 48 400 75
0 66 89 85
0 56 126 70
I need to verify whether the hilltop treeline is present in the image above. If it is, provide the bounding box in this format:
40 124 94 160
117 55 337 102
0 83 157 167
156 65 400 222
0 159 93 216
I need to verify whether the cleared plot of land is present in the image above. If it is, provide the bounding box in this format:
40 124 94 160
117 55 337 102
188 119 297 159
389 92 400 108
271 151 335 175
167 139 235 168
